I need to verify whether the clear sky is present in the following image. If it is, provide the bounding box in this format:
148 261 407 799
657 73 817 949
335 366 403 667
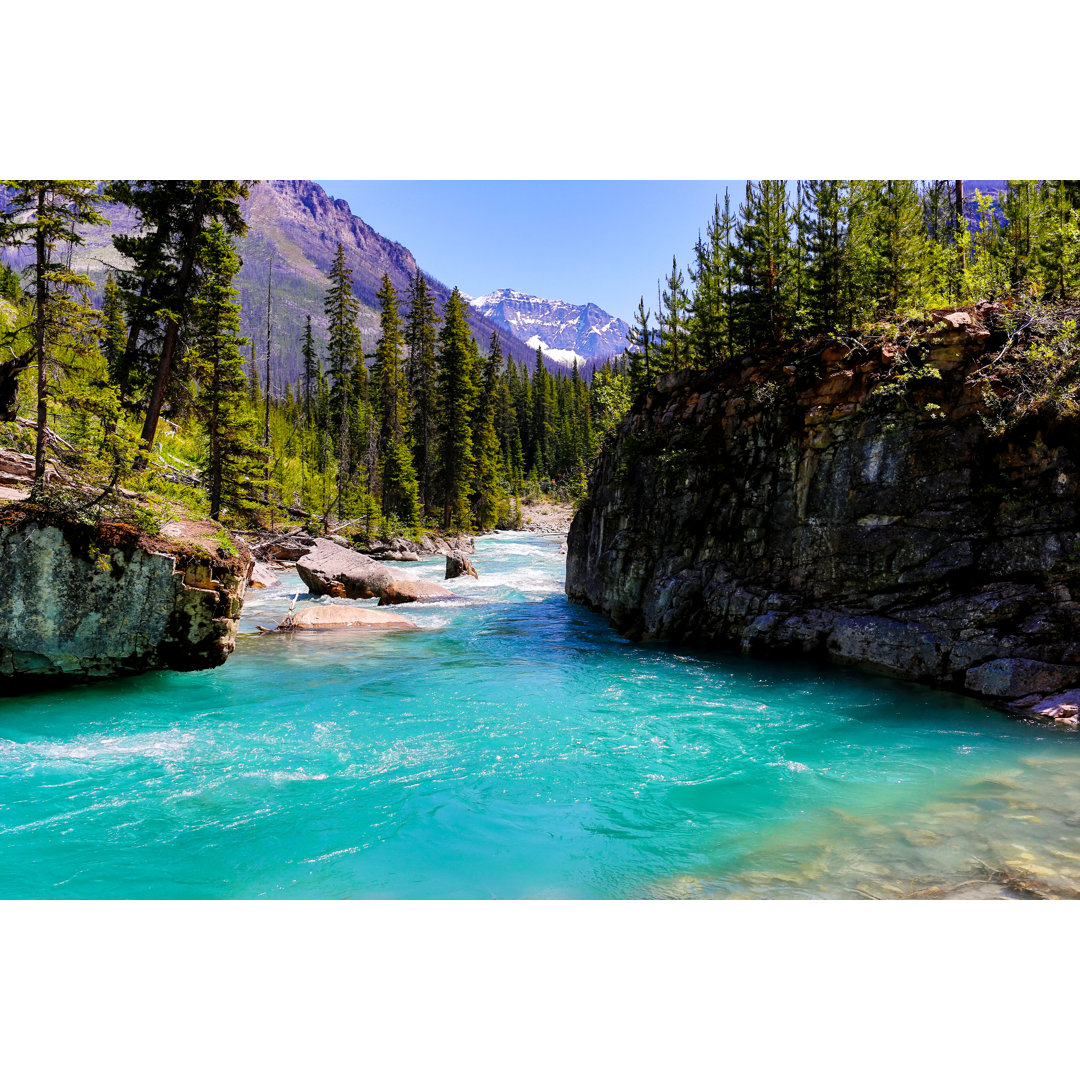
317 181 746 325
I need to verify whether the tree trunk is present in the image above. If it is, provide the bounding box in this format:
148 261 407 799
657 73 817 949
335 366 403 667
137 189 208 465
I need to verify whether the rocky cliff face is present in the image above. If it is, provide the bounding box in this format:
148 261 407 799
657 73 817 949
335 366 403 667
566 308 1080 711
0 509 251 686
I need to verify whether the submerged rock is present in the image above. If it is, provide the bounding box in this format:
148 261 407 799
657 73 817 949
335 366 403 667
378 580 459 605
284 605 416 631
296 539 394 599
0 508 251 686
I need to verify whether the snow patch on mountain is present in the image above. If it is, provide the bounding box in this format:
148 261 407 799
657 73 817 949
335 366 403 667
523 335 585 367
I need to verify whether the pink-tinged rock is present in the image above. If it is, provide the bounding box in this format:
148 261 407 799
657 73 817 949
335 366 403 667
1008 688 1080 726
377 579 459 605
296 539 394 599
942 311 972 330
249 561 282 589
285 605 416 631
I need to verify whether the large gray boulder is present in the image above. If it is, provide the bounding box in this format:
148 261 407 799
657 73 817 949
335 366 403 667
296 539 395 599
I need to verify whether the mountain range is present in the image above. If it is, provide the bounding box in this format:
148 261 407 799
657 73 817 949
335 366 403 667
0 180 629 387
466 289 628 373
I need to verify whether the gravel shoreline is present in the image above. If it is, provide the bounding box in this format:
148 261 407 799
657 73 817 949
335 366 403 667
517 501 575 535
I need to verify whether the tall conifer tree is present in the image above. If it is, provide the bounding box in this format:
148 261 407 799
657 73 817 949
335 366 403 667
188 222 259 520
435 288 479 529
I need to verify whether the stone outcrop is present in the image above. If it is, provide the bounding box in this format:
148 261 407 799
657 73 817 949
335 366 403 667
295 539 395 599
566 307 1080 712
377 580 459 605
0 508 251 685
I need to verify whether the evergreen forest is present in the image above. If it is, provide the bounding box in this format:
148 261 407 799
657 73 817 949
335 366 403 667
1 179 1078 539
0 181 597 538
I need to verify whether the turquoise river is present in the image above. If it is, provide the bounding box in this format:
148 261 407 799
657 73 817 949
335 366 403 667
3 530 1080 899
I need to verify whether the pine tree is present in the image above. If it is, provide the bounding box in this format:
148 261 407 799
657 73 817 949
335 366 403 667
1000 180 1041 292
656 255 691 372
688 198 730 369
530 347 555 475
805 180 847 333
324 243 363 517
435 288 479 529
404 269 440 517
0 261 20 303
626 296 655 395
301 314 319 422
732 180 794 349
106 181 252 461
100 272 128 394
187 222 260 520
0 181 109 489
471 332 505 530
1038 181 1080 300
372 273 420 525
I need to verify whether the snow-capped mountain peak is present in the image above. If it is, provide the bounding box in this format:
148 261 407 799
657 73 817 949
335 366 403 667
468 288 629 369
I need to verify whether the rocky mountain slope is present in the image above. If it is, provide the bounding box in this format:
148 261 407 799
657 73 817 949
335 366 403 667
566 306 1080 720
468 288 628 373
0 180 550 386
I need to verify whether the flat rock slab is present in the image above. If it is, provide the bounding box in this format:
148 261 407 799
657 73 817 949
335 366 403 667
378 580 460 605
296 539 394 599
286 605 416 631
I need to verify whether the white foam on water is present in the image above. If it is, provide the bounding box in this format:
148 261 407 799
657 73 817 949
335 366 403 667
1 731 196 764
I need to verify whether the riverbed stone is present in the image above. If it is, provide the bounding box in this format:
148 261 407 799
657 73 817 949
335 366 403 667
446 553 478 580
249 560 282 589
285 605 416 631
377 580 459 605
296 539 394 599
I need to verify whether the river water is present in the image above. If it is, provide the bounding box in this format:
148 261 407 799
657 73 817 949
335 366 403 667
3 530 1080 898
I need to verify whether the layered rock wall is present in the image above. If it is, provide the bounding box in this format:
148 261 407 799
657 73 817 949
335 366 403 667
0 511 251 685
566 311 1080 707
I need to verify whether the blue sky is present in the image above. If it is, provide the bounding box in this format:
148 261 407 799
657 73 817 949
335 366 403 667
318 181 746 324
